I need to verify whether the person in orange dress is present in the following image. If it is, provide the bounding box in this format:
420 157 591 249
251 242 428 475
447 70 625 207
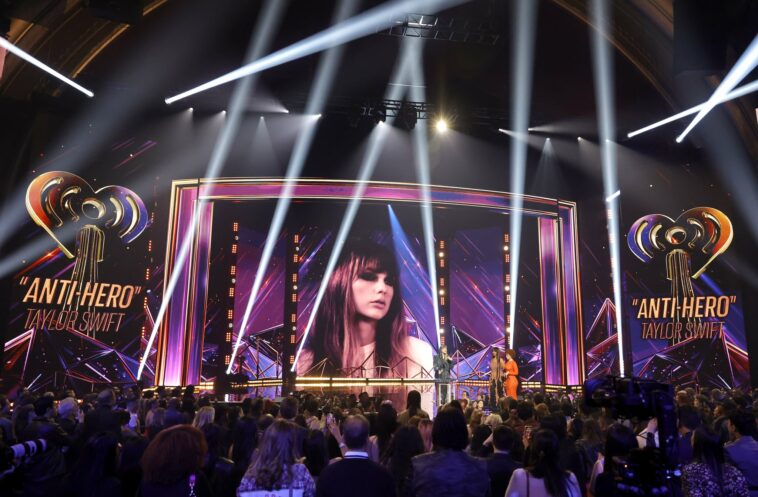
504 348 519 400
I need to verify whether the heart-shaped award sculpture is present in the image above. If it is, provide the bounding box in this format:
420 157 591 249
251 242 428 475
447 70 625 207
26 171 148 332
627 207 732 340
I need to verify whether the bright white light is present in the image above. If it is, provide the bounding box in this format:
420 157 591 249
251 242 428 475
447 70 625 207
591 0 625 376
0 37 94 97
577 136 582 141
676 35 758 143
498 128 508 134
230 0 358 373
408 38 442 350
165 0 466 104
291 40 421 371
627 79 758 139
605 190 621 202
507 0 538 350
138 0 287 382
435 119 447 133
188 107 194 112
316 113 322 119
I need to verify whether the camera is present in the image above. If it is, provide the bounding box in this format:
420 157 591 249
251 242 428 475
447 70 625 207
0 439 48 478
584 376 681 497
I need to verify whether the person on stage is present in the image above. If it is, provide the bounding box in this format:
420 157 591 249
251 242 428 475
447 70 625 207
297 239 433 378
504 348 519 400
433 344 453 405
489 347 505 408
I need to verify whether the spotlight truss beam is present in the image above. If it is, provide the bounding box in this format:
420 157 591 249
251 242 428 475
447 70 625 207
0 37 94 97
164 0 467 104
380 13 501 45
627 79 758 139
676 35 758 143
227 0 358 374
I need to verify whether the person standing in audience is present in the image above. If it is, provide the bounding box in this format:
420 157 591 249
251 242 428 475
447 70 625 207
505 429 581 497
677 406 701 465
682 426 749 497
237 419 315 497
140 425 214 497
398 390 430 425
486 425 522 497
382 425 425 497
725 411 758 497
84 388 122 441
410 406 490 497
418 419 433 453
316 415 397 497
62 432 122 497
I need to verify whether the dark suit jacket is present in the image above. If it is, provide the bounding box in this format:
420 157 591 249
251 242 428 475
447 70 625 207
316 456 397 497
485 452 521 497
726 436 758 497
83 405 122 441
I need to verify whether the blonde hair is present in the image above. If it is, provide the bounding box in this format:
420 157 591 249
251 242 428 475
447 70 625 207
192 406 215 429
484 413 503 427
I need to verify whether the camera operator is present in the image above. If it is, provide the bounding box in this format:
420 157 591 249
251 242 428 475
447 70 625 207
591 423 638 497
17 396 72 497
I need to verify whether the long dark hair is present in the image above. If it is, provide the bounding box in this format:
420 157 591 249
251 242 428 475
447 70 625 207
382 425 424 494
245 420 298 490
406 390 422 418
692 426 726 486
603 423 637 475
303 429 329 478
375 403 398 458
301 240 407 375
70 432 119 496
528 429 572 497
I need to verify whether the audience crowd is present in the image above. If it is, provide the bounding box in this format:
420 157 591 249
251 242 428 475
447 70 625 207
1 383 758 497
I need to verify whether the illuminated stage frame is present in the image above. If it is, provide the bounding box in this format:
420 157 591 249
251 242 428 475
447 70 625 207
152 178 585 387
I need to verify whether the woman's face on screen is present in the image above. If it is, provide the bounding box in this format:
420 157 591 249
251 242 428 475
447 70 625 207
351 269 395 322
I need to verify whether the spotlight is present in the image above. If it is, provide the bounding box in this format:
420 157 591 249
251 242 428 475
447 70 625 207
316 113 322 119
605 190 621 202
370 102 387 124
577 136 582 141
435 119 448 133
527 127 535 131
0 37 94 97
188 107 194 112
627 79 758 139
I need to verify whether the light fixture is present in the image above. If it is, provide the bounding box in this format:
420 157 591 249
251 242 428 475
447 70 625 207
0 36 94 97
435 119 448 133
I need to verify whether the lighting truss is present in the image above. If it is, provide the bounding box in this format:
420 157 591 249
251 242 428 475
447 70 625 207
380 13 501 45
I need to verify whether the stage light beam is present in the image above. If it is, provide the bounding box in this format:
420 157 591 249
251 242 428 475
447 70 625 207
590 0 626 376
676 35 758 143
507 0 538 351
408 38 442 349
164 0 467 104
291 40 418 372
627 79 758 139
0 37 94 98
228 0 359 374
137 0 287 382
